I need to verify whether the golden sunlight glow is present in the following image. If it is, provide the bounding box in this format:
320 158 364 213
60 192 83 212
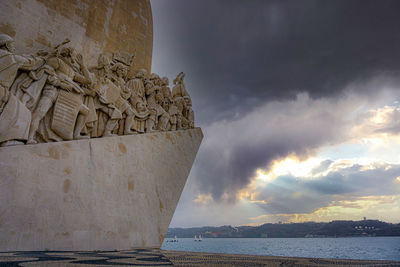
252 157 388 184
236 174 261 201
238 155 397 205
255 157 323 184
236 104 400 225
269 157 322 177
193 194 213 205
236 190 250 200
369 105 398 124
350 105 400 145
236 157 325 202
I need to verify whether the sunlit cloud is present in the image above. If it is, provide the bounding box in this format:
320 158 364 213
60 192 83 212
350 103 400 144
234 157 400 224
256 156 323 181
170 86 400 227
152 1 400 228
193 194 213 205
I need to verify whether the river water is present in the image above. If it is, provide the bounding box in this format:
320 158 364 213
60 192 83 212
162 236 400 261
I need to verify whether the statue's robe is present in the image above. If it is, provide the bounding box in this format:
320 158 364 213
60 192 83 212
0 50 43 143
10 65 54 111
35 57 94 142
172 82 189 100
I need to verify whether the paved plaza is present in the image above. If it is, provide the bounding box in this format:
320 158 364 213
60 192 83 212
1 249 399 266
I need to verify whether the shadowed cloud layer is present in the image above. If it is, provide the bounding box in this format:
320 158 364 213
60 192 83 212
190 88 399 201
151 0 400 226
153 0 400 124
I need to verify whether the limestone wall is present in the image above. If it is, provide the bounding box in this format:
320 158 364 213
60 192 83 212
0 128 203 251
0 0 153 74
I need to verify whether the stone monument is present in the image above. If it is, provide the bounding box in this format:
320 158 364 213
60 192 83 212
0 0 202 251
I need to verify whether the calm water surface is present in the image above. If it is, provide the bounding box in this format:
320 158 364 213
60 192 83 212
162 237 400 261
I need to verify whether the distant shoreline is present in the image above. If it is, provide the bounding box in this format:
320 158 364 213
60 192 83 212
166 219 400 238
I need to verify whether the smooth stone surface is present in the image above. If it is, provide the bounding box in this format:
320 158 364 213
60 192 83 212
0 128 202 251
0 0 153 73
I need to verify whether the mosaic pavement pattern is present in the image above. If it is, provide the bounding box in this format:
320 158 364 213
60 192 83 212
1 249 400 266
163 250 400 267
0 249 173 266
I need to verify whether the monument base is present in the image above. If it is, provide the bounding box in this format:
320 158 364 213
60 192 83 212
0 128 202 251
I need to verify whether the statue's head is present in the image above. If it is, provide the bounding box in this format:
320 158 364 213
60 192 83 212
145 79 154 89
98 54 111 70
150 73 161 85
173 72 185 85
136 101 146 112
0 34 15 53
150 73 160 80
161 77 169 86
136 69 147 79
184 96 192 107
155 91 164 103
111 63 128 78
59 47 77 63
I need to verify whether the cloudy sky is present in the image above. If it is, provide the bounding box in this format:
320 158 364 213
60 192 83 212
151 0 400 227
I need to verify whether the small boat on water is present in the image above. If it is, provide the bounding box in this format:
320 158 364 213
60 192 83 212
194 235 198 241
198 234 202 241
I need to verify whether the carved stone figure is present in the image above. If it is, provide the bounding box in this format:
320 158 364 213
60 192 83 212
126 69 150 133
168 99 179 131
172 72 190 100
91 54 119 137
109 62 136 135
184 96 195 129
27 46 92 143
0 32 195 145
0 34 44 146
171 72 194 130
145 74 170 132
10 40 70 112
127 69 147 109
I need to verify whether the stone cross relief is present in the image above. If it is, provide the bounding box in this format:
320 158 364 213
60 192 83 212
0 34 194 146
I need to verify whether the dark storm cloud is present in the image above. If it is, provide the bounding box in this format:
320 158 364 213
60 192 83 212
190 93 356 200
186 89 399 201
254 162 400 214
153 0 400 124
152 1 400 210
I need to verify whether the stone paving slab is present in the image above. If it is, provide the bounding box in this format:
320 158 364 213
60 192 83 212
1 249 399 266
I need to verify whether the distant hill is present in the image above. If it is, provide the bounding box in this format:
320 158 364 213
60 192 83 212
165 220 400 238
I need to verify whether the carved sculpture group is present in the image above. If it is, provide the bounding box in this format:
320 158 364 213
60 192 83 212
0 34 194 146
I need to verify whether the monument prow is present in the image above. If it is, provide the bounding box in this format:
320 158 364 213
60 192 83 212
0 128 202 251
0 0 202 251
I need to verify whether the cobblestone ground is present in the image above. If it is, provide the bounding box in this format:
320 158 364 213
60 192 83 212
1 249 399 266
